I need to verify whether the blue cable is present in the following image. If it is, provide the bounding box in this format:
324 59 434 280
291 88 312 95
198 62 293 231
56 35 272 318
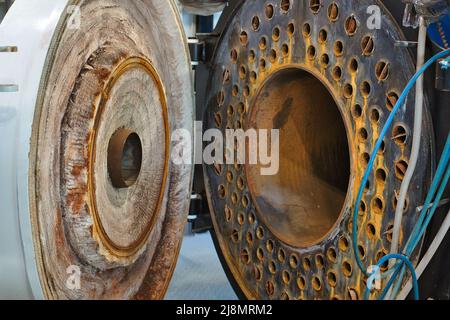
364 254 419 300
403 134 450 255
376 134 450 299
352 48 450 277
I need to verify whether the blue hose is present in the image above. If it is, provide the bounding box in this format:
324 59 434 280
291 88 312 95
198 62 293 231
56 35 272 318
364 254 419 300
369 134 450 299
352 49 450 277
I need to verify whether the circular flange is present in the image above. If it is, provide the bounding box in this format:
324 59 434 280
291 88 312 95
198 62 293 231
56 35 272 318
204 0 434 300
28 0 193 300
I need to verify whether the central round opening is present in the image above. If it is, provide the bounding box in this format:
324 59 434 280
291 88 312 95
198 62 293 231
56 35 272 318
247 68 350 248
107 128 143 188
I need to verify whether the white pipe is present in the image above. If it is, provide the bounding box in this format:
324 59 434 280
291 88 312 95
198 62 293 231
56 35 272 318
390 17 427 255
387 17 427 299
397 208 450 300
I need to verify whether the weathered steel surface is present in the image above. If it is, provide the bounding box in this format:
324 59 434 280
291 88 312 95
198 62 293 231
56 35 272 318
203 0 435 300
1 0 193 300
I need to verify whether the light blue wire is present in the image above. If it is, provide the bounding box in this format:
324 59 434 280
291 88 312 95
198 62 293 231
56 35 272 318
352 49 450 277
364 254 419 300
379 135 450 299
403 135 450 255
389 160 450 298
407 160 450 255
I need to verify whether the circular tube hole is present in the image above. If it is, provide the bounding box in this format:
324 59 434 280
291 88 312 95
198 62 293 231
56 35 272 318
347 288 359 300
360 81 371 97
287 23 295 36
328 3 339 21
272 26 281 41
282 270 291 284
281 44 289 57
240 31 248 46
213 163 222 176
332 65 343 81
257 247 265 261
297 276 306 290
218 184 226 198
231 229 240 243
254 266 263 281
302 23 311 37
319 29 328 43
376 61 390 81
307 45 316 60
214 112 222 128
290 254 299 268
303 257 312 270
259 36 267 50
312 276 322 291
217 90 225 105
269 49 277 63
353 104 363 118
239 65 247 79
265 4 274 19
376 251 389 271
359 200 367 215
266 281 275 296
339 236 349 252
237 212 245 225
246 231 254 244
342 261 352 277
334 40 344 56
327 247 337 263
230 49 238 63
268 260 277 273
358 244 366 260
360 152 370 168
259 58 267 71
224 205 233 222
278 248 286 262
309 0 322 14
386 91 399 111
315 254 325 269
367 222 377 238
345 15 358 36
256 226 265 239
327 271 337 287
372 197 384 214
320 54 330 68
361 35 375 56
395 160 409 181
349 58 359 73
359 128 368 142
249 49 256 63
248 211 256 225
232 85 239 97
266 239 274 252
281 0 291 13
376 168 387 183
344 83 354 99
252 16 260 31
237 102 246 115
250 70 258 83
393 124 408 145
370 108 381 123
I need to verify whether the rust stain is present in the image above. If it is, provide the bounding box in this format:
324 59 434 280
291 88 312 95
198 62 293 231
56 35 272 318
66 184 88 214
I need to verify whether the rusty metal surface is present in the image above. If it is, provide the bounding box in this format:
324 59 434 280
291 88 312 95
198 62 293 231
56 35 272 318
203 0 435 300
24 0 193 300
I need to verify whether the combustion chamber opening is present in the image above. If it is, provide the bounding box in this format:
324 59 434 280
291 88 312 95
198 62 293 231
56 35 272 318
247 68 350 248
